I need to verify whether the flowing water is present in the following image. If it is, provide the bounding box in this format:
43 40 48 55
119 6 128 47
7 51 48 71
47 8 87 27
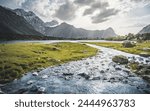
0 43 150 94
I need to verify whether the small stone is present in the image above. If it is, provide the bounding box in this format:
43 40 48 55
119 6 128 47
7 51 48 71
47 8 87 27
63 73 74 76
38 87 46 93
92 77 101 80
115 66 122 70
123 70 130 74
78 73 90 80
32 72 38 76
27 80 34 85
100 70 105 73
42 75 48 79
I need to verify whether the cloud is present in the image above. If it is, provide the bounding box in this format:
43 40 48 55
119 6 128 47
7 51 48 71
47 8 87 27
83 1 109 16
92 8 119 23
0 0 24 9
130 0 150 2
54 0 76 21
74 0 94 6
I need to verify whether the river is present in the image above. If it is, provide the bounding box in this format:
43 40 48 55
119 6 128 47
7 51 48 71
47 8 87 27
0 42 150 94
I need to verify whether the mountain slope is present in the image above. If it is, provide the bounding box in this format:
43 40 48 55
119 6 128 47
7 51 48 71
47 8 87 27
45 22 117 39
14 9 46 34
139 24 150 34
0 6 43 36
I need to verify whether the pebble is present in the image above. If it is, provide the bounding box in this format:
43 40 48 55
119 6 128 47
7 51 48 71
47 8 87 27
100 70 105 73
32 72 39 76
115 66 122 71
92 77 101 80
42 75 48 79
27 80 34 85
38 87 46 93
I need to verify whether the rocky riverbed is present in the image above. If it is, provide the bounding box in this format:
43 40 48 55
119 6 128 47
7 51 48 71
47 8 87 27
0 43 150 94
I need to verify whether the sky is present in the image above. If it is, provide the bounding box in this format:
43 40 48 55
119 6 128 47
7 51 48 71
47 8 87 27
0 0 150 35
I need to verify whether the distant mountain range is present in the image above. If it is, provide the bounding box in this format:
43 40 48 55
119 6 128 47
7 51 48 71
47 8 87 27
139 24 150 34
13 8 117 39
45 22 117 39
0 5 118 40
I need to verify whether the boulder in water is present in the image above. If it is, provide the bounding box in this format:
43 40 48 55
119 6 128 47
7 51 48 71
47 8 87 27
112 55 128 64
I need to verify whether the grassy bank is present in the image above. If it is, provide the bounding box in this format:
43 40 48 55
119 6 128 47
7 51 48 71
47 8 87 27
0 42 98 83
87 41 150 55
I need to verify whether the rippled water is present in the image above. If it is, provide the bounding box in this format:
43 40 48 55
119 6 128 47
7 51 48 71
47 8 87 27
0 43 150 94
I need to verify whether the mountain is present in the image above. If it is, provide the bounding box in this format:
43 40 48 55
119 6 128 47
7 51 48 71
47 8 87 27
44 20 59 27
13 9 46 34
13 8 117 39
45 22 117 39
139 24 150 34
0 6 43 38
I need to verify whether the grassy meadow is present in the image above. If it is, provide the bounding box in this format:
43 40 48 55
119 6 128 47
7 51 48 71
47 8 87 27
0 42 98 83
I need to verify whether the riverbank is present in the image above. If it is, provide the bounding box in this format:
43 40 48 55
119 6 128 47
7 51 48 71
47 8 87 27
86 41 150 56
1 43 150 94
0 42 98 83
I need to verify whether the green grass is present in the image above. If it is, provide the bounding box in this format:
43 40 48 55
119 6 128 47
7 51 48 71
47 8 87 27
0 42 98 83
87 41 150 55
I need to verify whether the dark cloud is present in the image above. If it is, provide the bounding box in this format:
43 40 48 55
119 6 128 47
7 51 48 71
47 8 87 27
54 0 76 21
74 0 94 6
92 8 119 23
83 1 109 16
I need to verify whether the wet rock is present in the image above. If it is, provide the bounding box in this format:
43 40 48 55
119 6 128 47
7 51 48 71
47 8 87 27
27 80 34 85
106 68 110 71
115 66 122 70
122 41 136 48
78 73 90 80
108 77 115 83
38 87 46 93
92 77 101 80
0 88 4 94
139 52 150 57
64 76 72 80
85 62 89 65
15 88 28 94
63 73 74 76
30 85 38 92
123 69 130 74
122 80 128 84
142 75 150 82
112 55 128 64
100 70 105 73
42 75 48 79
32 72 38 76
143 90 150 94
146 60 150 63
